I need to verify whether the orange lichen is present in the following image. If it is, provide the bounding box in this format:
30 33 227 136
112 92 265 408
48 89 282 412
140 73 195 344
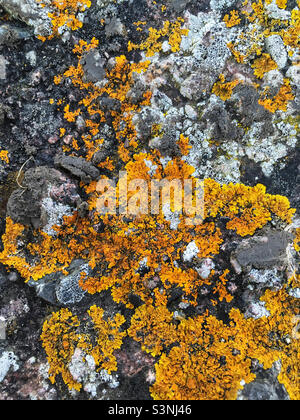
40 308 82 391
58 41 152 161
150 287 300 400
150 310 260 400
0 150 9 164
212 74 240 101
259 78 295 113
128 304 177 357
128 18 188 56
294 228 300 252
0 217 31 280
7 1 300 400
37 0 92 40
87 305 126 373
177 134 192 156
227 42 247 64
224 10 241 28
251 53 278 79
213 270 233 303
204 179 295 236
275 0 287 9
40 305 126 390
3 149 298 399
281 8 300 49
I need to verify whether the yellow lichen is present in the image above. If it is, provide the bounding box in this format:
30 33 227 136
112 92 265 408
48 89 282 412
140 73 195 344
224 10 241 28
128 304 177 357
128 18 188 56
87 305 126 373
37 0 92 40
40 308 83 391
251 53 278 79
150 287 300 400
0 150 9 164
259 78 295 113
212 74 240 101
8 1 300 400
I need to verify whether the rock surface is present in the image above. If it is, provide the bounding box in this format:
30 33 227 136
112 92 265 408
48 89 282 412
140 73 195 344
0 0 299 402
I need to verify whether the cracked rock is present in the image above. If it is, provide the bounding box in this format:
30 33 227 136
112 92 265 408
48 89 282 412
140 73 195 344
54 154 100 183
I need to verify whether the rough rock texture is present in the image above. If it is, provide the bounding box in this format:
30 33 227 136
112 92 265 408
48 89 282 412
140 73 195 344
0 0 299 402
27 259 91 306
7 166 79 229
54 154 100 183
0 0 52 36
233 231 294 271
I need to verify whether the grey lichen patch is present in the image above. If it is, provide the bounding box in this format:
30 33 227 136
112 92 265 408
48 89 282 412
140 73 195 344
0 0 53 37
56 262 89 305
265 35 288 70
0 351 19 383
28 259 90 306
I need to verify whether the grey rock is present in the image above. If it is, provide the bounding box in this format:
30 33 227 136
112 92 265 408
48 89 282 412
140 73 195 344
105 17 125 38
247 268 284 289
238 363 290 400
126 78 149 105
210 0 237 11
233 231 294 271
31 278 57 305
0 104 13 126
98 95 121 112
286 65 300 86
56 263 89 305
265 1 291 20
244 300 270 319
81 50 106 84
28 259 90 306
92 140 114 165
169 0 190 13
54 154 100 183
0 268 8 287
204 106 243 141
230 84 271 125
150 134 180 157
0 24 32 46
7 166 79 228
180 69 218 100
133 107 164 141
0 0 52 37
8 272 18 282
76 115 86 132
